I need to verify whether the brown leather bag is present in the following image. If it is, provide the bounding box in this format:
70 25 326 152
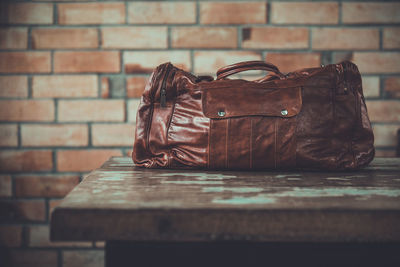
132 60 374 170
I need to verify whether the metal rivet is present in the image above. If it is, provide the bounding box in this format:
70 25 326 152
321 64 325 67
281 109 288 116
218 110 226 117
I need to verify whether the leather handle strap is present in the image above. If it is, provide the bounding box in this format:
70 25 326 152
216 61 285 80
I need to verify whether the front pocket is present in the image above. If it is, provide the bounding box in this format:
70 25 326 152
201 82 301 170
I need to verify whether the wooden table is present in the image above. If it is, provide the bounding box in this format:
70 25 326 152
51 157 400 267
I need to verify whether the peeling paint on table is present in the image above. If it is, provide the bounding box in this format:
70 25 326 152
51 157 400 242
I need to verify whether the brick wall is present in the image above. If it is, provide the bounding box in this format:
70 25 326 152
0 1 399 266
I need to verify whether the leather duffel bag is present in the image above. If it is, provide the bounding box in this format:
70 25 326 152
132 60 374 170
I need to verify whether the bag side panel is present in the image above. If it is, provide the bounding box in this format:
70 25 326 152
343 61 375 168
132 63 173 168
295 62 375 170
167 76 210 168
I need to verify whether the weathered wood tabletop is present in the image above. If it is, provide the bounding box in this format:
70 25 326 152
51 157 400 243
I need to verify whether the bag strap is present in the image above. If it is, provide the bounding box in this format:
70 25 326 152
216 61 285 80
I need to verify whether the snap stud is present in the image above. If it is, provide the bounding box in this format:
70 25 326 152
218 110 226 117
281 109 288 116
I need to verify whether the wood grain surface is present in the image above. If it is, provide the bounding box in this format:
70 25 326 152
51 157 400 242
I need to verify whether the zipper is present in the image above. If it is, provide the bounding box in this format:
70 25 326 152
160 63 172 107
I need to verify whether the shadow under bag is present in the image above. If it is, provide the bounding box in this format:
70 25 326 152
132 60 375 170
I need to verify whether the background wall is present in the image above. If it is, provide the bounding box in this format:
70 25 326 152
0 0 399 266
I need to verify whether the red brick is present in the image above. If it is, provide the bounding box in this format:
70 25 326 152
126 76 148 98
127 99 141 122
0 124 18 147
0 27 27 49
383 28 400 49
375 149 397 158
194 51 261 74
373 124 400 147
92 124 135 146
54 51 120 73
352 52 400 74
32 75 98 98
0 175 12 197
58 100 125 122
0 200 45 222
63 250 104 267
128 2 196 24
0 150 53 172
0 100 54 122
32 28 98 49
242 27 309 49
266 53 321 73
0 226 22 247
101 77 110 98
342 3 400 24
58 3 125 25
15 175 79 197
0 76 28 98
232 74 266 81
21 124 88 147
57 149 122 172
4 3 53 24
271 2 338 24
102 27 167 49
6 250 58 267
200 2 266 24
384 77 400 98
0 52 51 73
172 27 237 48
124 51 191 73
28 225 92 247
312 28 379 50
362 76 380 98
366 101 400 122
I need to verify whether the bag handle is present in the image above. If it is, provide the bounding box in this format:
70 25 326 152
216 60 285 80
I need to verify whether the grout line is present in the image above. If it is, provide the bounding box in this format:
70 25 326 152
196 0 200 25
125 0 129 25
379 76 385 99
88 122 93 147
97 27 102 49
27 76 33 98
44 197 50 222
54 99 58 123
97 75 102 98
190 50 195 73
53 2 57 26
22 225 28 248
237 26 242 49
58 249 63 267
17 123 22 148
27 27 33 50
167 26 172 49
266 1 271 24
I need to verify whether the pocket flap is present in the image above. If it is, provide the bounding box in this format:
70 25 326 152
202 83 302 119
